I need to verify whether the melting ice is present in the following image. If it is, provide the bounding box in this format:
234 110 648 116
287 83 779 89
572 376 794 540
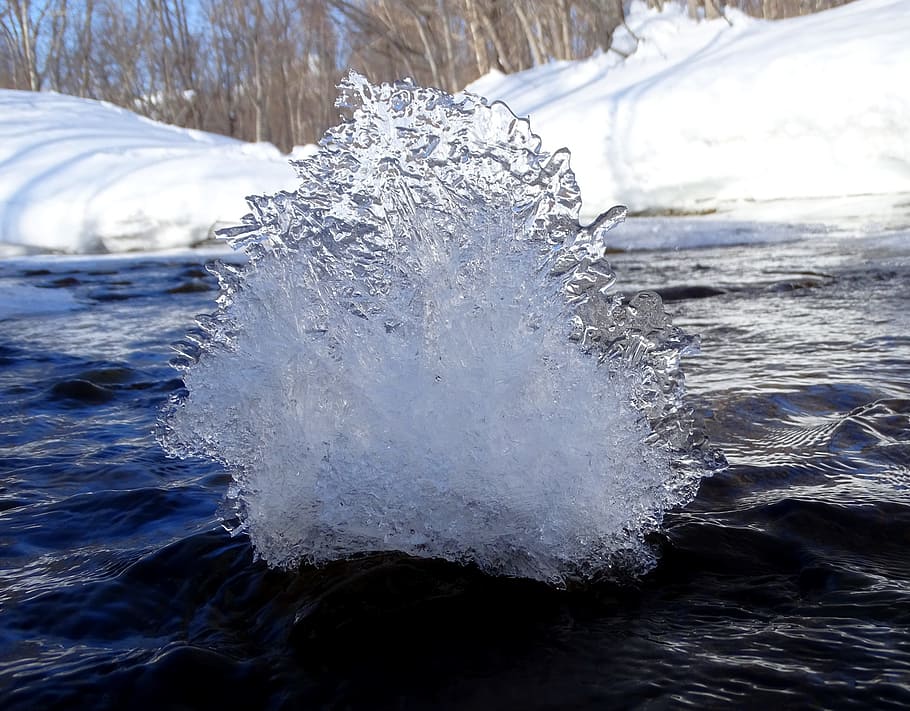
160 73 720 585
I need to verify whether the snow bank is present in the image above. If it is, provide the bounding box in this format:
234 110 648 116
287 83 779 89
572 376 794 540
469 0 910 221
0 91 299 255
1 0 906 255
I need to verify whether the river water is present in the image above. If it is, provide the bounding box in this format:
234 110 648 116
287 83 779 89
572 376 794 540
1 226 909 708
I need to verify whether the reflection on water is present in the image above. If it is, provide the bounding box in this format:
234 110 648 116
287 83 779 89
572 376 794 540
1 230 910 708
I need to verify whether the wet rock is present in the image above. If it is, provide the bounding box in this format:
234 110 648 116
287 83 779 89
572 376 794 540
657 285 726 302
50 378 116 404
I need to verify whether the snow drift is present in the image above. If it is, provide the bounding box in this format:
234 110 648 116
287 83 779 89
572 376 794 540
1 0 907 255
0 91 299 255
469 0 910 220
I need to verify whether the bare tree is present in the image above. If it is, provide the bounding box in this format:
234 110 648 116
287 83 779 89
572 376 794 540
0 0 72 90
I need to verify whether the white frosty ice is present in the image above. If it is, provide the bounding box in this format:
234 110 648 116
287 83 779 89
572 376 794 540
161 75 718 585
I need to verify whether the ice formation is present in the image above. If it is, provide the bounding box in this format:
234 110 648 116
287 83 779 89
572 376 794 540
160 73 719 585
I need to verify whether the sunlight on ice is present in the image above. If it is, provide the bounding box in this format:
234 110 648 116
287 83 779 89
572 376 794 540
160 73 722 585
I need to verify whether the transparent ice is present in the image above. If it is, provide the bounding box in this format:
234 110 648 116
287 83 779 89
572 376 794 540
160 73 721 585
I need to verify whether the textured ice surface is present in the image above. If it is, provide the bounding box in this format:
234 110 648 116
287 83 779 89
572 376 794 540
161 73 719 585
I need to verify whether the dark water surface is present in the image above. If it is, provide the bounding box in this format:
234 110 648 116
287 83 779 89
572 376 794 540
2 232 909 709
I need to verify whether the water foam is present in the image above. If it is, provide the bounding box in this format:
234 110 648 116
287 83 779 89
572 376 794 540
160 74 720 585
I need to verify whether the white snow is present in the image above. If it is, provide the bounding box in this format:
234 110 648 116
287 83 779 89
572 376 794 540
0 0 908 255
0 91 300 255
469 0 910 223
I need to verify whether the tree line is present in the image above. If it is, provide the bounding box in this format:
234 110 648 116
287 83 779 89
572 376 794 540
1 0 854 151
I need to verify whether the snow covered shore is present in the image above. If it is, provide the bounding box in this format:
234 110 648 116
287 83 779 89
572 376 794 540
470 0 910 221
1 0 907 255
0 92 300 255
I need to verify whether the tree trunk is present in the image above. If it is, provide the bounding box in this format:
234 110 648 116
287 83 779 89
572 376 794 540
403 2 442 89
438 0 458 90
15 0 40 90
556 0 572 60
515 3 543 66
476 5 512 73
464 0 490 76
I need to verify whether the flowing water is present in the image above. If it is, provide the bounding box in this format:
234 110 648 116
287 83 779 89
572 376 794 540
2 76 910 708
2 226 910 710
